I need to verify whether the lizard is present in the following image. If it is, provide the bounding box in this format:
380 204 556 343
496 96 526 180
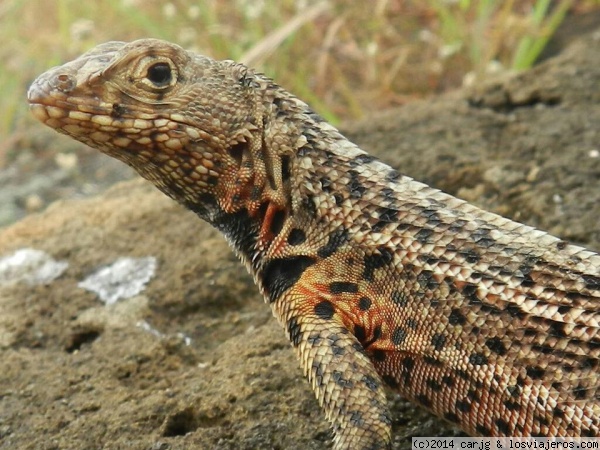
27 38 600 449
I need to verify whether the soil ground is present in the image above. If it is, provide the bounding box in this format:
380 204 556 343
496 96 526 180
1 28 599 450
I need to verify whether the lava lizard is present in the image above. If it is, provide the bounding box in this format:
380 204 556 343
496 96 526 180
28 39 600 448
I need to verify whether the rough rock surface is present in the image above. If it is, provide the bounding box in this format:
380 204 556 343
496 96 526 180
1 31 599 449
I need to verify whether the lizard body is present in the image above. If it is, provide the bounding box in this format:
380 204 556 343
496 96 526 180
28 39 600 449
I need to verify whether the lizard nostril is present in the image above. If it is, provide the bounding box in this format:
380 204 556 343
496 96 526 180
54 73 75 92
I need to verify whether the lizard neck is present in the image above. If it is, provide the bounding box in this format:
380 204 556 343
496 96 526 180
212 207 263 272
181 83 371 283
183 90 320 267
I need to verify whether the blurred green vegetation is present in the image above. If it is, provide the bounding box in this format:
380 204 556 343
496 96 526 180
1 0 599 153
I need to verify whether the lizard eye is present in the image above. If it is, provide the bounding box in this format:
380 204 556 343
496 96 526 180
146 62 173 87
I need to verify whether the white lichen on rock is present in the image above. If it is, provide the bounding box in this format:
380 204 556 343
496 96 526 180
0 248 68 286
78 257 157 305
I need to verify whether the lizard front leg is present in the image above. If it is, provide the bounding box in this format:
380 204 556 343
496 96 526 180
272 277 393 450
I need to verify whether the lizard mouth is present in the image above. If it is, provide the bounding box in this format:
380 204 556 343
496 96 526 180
28 76 118 140
28 98 140 155
28 77 190 156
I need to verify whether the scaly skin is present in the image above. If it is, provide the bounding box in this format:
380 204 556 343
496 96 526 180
28 39 600 449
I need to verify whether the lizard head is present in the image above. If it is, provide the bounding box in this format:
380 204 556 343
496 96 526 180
28 38 297 222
